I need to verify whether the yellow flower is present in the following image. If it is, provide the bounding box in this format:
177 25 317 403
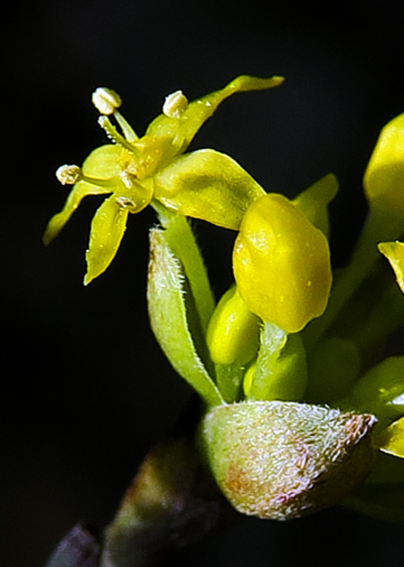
44 77 283 284
233 193 332 333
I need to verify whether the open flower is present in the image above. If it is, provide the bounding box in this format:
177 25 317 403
44 76 283 284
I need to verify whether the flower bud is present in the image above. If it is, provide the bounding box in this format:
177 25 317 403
233 193 332 333
200 401 376 520
364 112 404 214
206 286 260 366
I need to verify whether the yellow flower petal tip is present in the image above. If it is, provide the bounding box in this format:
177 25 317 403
378 241 404 293
233 193 332 333
378 417 404 459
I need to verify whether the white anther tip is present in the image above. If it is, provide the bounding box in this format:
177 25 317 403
163 90 189 119
92 87 122 115
56 165 82 185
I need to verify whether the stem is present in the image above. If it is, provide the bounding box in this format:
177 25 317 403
100 430 224 567
304 208 403 351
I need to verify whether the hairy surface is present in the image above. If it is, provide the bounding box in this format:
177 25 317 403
201 401 376 520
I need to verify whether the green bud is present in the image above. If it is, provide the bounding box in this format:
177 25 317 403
346 356 404 428
200 401 376 520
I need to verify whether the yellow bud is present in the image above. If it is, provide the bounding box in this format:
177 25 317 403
206 287 260 366
364 112 404 213
233 193 332 333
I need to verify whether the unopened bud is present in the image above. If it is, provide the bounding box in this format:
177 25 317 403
200 401 376 520
206 286 260 366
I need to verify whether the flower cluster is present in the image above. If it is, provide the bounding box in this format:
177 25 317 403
46 76 404 522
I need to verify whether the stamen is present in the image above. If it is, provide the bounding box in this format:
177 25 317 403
56 165 82 185
163 90 189 118
120 170 138 188
98 116 140 153
113 110 139 142
116 196 136 209
92 87 122 115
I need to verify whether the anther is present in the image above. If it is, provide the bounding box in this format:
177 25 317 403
120 170 138 188
116 196 136 209
163 90 189 119
56 165 82 185
92 87 122 115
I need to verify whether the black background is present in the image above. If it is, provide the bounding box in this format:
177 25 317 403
3 1 404 565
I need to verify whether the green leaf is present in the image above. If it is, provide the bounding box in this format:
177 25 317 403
147 227 224 407
154 149 265 230
84 195 129 285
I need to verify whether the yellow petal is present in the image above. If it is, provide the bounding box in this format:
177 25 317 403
43 179 112 245
146 75 284 158
84 195 129 285
378 241 404 293
82 144 127 177
153 149 265 230
378 417 404 459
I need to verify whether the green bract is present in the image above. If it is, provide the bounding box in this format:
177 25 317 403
200 402 376 520
45 76 283 284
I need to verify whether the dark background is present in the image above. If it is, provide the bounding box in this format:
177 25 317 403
3 1 404 565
